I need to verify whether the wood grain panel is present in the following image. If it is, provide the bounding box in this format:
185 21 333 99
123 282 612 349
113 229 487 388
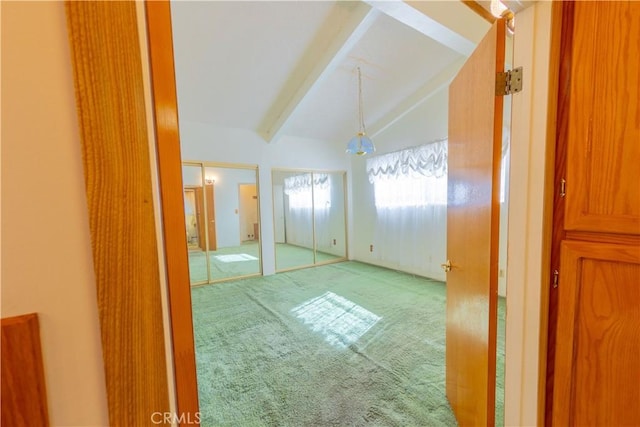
446 19 504 427
553 240 640 426
565 230 640 247
144 0 201 423
1 313 49 427
65 2 170 424
565 2 640 235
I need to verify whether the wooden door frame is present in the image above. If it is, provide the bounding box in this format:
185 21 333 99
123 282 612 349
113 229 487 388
65 1 174 424
504 2 563 426
144 0 201 422
544 2 572 424
66 0 199 425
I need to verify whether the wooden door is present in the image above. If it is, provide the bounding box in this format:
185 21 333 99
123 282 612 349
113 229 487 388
552 241 640 426
446 19 505 427
195 184 217 251
548 2 640 425
205 183 217 250
195 186 206 251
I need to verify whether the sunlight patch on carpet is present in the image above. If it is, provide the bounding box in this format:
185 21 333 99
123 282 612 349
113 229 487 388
291 291 381 349
213 253 258 263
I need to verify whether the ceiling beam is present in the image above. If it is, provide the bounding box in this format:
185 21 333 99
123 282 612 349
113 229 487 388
369 57 466 138
461 0 497 24
364 0 489 56
258 2 379 143
362 1 490 137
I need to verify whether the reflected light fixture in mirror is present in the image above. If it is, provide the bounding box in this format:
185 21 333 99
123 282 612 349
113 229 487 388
346 66 375 156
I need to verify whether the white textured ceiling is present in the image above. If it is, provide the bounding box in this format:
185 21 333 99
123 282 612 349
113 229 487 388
170 1 491 145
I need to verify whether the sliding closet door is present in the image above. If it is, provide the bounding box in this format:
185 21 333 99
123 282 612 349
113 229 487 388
445 19 505 427
183 164 209 284
312 172 347 264
272 169 347 272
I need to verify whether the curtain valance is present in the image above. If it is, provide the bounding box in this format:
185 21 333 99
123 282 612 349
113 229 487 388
366 138 448 183
284 173 329 195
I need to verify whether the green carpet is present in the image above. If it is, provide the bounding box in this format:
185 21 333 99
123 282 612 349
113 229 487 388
191 261 506 426
189 241 261 284
275 243 344 271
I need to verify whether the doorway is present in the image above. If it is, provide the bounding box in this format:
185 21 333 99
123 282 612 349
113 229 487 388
238 183 259 243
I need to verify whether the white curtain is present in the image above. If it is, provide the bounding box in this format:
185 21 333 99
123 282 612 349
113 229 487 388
283 173 331 249
313 175 332 254
284 173 329 196
367 138 447 183
365 140 448 277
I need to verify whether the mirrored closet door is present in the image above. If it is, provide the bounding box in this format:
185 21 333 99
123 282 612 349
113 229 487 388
183 162 262 284
272 169 347 272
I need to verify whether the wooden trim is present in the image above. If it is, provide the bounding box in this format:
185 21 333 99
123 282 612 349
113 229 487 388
1 313 50 426
65 2 170 424
145 1 201 423
545 1 574 425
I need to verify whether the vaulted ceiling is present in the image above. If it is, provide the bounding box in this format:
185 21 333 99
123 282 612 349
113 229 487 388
169 1 502 146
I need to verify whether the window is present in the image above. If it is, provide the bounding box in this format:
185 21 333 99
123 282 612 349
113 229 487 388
284 173 331 209
374 174 447 208
367 139 448 209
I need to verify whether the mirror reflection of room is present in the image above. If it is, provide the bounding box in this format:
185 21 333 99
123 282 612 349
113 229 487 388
272 169 347 271
182 162 261 285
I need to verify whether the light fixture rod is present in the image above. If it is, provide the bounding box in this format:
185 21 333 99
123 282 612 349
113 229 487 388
357 66 366 135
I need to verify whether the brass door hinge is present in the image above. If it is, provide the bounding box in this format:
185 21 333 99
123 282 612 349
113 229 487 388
496 66 523 96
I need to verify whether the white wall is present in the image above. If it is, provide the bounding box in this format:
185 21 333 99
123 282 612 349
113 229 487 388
179 120 350 275
1 2 109 425
211 167 257 247
351 87 449 281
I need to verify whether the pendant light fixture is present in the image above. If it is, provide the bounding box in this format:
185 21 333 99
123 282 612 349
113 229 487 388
346 66 375 156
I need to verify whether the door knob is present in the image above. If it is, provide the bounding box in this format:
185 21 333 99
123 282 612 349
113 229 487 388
441 260 452 272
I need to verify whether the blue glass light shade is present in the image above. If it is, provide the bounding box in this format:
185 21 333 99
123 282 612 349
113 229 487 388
346 133 375 156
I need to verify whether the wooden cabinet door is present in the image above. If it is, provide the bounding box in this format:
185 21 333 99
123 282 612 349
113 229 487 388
552 240 640 426
564 1 640 235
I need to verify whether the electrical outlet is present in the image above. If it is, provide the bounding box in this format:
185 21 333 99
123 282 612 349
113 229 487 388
333 239 337 245
369 244 374 252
